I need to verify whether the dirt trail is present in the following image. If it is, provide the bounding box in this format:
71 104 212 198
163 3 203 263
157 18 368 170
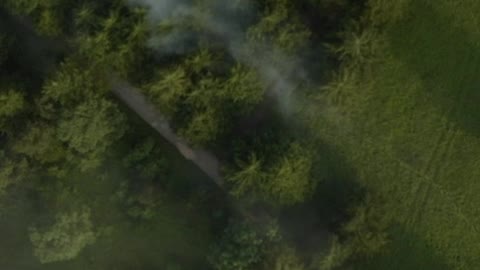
111 82 224 187
112 82 332 253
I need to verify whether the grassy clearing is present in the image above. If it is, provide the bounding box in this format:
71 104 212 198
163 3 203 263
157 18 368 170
312 0 480 268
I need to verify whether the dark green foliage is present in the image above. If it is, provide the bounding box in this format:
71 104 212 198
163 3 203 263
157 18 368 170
0 0 440 270
263 245 306 270
209 219 281 270
13 122 65 169
0 32 13 66
315 196 389 270
123 137 168 180
29 207 96 264
0 151 28 197
0 90 24 118
124 184 163 221
248 0 311 54
146 48 267 147
229 142 316 206
0 89 26 133
57 98 126 171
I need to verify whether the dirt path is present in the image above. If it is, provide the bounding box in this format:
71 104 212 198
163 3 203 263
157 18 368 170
112 81 333 252
111 81 224 187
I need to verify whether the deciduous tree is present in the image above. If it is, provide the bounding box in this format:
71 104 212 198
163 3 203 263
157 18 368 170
57 98 126 171
29 207 96 264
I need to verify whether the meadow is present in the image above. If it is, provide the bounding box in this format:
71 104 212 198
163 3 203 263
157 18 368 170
313 0 480 268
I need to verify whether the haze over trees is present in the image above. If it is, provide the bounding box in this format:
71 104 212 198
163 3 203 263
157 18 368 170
1 0 479 269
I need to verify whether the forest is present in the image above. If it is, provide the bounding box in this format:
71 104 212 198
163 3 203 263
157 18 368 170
1 0 479 269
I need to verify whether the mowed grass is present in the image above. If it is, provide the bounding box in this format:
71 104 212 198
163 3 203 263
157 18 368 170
311 0 480 269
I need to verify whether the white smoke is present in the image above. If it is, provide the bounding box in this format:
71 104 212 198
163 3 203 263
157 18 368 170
127 0 305 115
127 0 191 21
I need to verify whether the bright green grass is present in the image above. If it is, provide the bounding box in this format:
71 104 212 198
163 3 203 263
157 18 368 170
312 0 480 269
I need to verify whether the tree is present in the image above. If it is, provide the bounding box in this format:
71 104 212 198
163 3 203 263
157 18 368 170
0 151 28 198
342 198 389 257
247 0 311 55
315 237 353 270
41 59 108 109
0 89 25 132
267 142 315 205
147 66 191 117
123 137 168 180
56 98 126 171
3 0 67 36
0 89 25 117
228 142 315 206
224 65 265 114
209 219 281 270
266 246 305 270
29 207 96 264
315 196 390 270
228 154 266 198
13 122 65 165
37 7 63 36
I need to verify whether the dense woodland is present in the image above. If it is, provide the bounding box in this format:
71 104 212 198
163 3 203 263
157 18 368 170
1 0 479 269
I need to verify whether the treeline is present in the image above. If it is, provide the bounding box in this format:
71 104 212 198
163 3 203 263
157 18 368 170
0 0 388 269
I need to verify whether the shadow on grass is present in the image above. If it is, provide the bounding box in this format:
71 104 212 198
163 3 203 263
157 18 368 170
357 226 451 270
279 140 365 254
387 0 480 135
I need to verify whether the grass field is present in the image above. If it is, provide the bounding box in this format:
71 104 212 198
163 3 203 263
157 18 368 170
312 0 480 269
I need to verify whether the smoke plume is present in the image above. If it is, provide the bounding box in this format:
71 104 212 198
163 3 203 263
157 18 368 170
127 0 306 115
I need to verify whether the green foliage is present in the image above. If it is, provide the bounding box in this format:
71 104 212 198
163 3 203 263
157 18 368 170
342 199 389 257
267 143 315 205
312 197 389 270
316 237 353 270
4 0 66 36
0 151 28 197
180 107 223 146
37 8 63 36
29 207 96 264
147 49 266 146
41 60 109 108
229 154 265 197
229 142 315 206
13 123 59 162
0 89 25 131
266 246 305 270
148 66 190 117
0 89 25 117
331 26 384 70
123 137 168 180
225 65 265 113
125 185 163 221
209 219 281 270
248 0 311 54
57 98 126 171
0 1 428 270
0 33 13 66
73 3 98 33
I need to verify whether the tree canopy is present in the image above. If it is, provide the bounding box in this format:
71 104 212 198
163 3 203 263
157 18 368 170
0 1 394 270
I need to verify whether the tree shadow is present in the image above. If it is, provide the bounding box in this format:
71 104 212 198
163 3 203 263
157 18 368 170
387 0 480 135
295 0 369 84
279 140 365 254
356 225 451 270
0 7 67 92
